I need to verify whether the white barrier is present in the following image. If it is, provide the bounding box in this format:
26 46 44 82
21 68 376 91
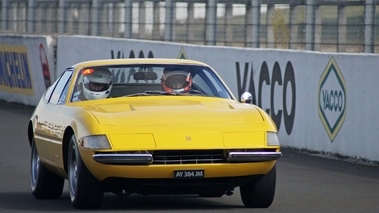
0 34 55 106
1 34 379 162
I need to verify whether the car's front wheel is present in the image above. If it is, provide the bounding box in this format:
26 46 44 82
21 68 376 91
68 134 104 209
240 164 277 208
30 137 64 199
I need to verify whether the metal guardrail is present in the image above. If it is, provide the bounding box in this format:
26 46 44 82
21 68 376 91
0 0 378 53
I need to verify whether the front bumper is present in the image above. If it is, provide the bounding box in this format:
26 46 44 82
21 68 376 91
227 151 282 162
92 150 282 165
93 153 153 164
82 151 280 181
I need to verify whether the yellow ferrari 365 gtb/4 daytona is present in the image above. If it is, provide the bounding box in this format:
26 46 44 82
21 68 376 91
28 58 282 209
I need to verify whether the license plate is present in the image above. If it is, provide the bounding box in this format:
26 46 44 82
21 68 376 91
174 170 204 179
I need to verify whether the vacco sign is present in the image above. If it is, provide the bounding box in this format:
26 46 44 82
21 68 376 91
318 57 347 142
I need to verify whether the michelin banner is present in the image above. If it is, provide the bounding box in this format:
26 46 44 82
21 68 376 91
0 35 55 106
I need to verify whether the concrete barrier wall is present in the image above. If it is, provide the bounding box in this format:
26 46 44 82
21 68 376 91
1 34 379 162
0 34 55 106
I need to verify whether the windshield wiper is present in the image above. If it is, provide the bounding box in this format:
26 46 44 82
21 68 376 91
124 90 206 97
123 90 180 97
144 90 178 95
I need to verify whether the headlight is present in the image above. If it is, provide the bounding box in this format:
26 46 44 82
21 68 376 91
267 132 280 146
79 135 111 150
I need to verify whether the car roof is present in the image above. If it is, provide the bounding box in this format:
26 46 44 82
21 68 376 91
71 58 209 69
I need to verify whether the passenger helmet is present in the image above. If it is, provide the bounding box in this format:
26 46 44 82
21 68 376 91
161 70 192 93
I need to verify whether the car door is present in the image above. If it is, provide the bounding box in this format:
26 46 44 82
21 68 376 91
34 70 73 164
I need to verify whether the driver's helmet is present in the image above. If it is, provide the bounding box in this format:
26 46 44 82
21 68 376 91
82 67 113 100
161 69 192 93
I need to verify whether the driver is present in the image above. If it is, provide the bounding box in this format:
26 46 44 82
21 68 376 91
82 67 113 100
161 69 192 93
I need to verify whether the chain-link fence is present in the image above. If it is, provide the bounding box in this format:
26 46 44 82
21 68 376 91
1 0 378 53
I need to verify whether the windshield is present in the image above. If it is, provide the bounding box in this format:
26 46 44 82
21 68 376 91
71 64 232 102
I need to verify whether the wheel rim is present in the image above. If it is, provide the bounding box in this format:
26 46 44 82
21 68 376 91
69 142 78 198
31 142 40 189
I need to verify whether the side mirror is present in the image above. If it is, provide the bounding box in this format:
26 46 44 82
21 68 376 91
240 92 253 104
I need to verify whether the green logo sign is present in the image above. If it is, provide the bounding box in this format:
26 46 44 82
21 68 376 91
318 57 347 142
177 47 188 59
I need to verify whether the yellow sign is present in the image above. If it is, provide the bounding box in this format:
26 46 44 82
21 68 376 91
0 45 34 95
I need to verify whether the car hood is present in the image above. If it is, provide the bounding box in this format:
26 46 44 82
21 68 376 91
82 97 264 127
79 97 269 149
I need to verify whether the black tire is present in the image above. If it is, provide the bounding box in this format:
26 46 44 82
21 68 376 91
30 137 64 199
240 165 277 208
68 134 104 209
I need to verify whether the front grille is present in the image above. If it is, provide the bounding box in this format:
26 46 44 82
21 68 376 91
153 150 227 165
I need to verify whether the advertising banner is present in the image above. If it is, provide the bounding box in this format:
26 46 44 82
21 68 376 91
2 34 379 162
0 35 55 106
56 35 379 161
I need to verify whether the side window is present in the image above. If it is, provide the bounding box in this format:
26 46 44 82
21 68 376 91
57 78 71 105
43 78 60 102
50 71 73 104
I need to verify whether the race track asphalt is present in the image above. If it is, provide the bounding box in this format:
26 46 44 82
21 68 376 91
1 101 379 213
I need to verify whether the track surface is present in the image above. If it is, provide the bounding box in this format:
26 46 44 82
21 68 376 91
1 101 379 213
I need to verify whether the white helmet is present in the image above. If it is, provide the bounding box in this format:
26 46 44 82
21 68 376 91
82 67 113 100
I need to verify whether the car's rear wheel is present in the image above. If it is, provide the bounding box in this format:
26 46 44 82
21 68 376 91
68 134 103 209
240 164 276 208
30 137 64 199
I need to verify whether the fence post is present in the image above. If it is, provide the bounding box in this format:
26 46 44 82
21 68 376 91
152 0 161 40
364 0 375 53
91 0 98 36
225 0 233 46
164 0 174 41
267 4 275 48
206 0 217 45
245 1 252 47
250 0 261 48
314 3 322 51
305 0 315 51
337 5 347 52
1 0 8 31
289 4 299 50
27 0 35 33
124 0 132 38
58 0 65 34
138 1 146 39
186 2 195 43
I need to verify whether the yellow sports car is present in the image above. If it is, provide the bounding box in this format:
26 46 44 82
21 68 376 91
28 58 282 209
